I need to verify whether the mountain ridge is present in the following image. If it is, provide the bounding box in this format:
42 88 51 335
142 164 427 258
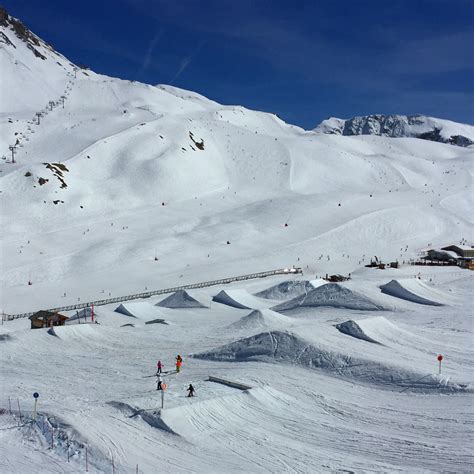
314 114 474 147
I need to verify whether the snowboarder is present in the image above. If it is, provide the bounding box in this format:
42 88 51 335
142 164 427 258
187 384 195 397
156 374 163 391
156 360 163 374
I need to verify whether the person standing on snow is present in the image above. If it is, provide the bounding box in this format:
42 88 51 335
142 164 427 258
156 374 163 391
156 360 163 374
187 384 195 397
176 357 182 373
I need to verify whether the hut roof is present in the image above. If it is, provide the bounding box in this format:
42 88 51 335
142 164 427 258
29 310 68 321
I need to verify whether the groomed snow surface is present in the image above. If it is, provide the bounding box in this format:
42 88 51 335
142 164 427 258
1 271 473 472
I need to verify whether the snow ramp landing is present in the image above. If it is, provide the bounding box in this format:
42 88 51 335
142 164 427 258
47 324 104 341
272 283 385 312
228 309 292 331
156 290 208 308
380 279 444 306
255 280 324 300
115 302 168 322
193 331 466 392
212 290 273 310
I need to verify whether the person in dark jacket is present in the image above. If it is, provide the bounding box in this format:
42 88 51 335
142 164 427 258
187 384 195 397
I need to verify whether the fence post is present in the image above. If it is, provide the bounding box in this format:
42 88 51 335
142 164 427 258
8 397 11 415
86 446 89 472
17 399 22 424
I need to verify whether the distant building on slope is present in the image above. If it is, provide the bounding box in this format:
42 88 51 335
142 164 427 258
440 245 474 270
29 310 69 329
441 245 474 259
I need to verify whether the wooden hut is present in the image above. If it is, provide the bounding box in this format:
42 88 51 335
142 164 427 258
29 310 69 329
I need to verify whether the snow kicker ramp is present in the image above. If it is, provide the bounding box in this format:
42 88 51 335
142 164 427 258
212 290 273 310
193 331 466 392
156 290 208 308
115 302 167 321
272 283 385 312
47 324 105 341
335 320 380 344
380 279 444 306
228 309 292 331
255 279 326 300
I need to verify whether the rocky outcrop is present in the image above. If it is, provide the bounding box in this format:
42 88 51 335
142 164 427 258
314 114 474 147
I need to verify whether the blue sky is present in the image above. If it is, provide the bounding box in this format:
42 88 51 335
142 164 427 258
4 0 473 128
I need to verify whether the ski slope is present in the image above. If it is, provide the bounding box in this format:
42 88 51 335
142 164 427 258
0 9 473 473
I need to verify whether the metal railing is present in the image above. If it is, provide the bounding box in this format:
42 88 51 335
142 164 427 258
3 268 302 321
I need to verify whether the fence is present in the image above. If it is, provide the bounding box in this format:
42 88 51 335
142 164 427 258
3 268 302 321
1 397 129 472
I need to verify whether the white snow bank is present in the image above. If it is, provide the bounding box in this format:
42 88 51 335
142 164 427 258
228 309 292 331
380 279 444 306
193 331 468 392
272 284 385 312
212 290 273 310
156 290 208 308
255 280 324 300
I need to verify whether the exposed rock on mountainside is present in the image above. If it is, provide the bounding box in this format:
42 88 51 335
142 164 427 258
314 114 474 147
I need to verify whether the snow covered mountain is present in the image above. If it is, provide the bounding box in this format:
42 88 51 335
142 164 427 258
314 114 474 147
1 8 472 312
1 9 473 473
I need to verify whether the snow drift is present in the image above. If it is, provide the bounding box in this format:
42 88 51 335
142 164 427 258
272 283 385 312
193 331 466 392
156 290 207 308
380 279 444 306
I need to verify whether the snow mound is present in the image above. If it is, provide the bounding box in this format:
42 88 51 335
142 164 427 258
115 302 167 321
380 279 444 306
255 280 324 300
272 284 385 312
47 324 103 341
212 290 272 310
335 320 380 344
156 290 207 308
193 331 466 392
228 309 292 331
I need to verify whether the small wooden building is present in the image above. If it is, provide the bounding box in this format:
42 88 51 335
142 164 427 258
29 310 69 329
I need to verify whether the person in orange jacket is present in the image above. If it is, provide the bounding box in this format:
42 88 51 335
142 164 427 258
176 355 183 373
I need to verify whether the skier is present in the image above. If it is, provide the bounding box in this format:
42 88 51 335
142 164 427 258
156 360 163 374
156 374 163 391
187 384 195 397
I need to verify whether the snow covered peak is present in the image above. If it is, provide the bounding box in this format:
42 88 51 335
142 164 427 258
314 114 474 147
0 7 81 114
